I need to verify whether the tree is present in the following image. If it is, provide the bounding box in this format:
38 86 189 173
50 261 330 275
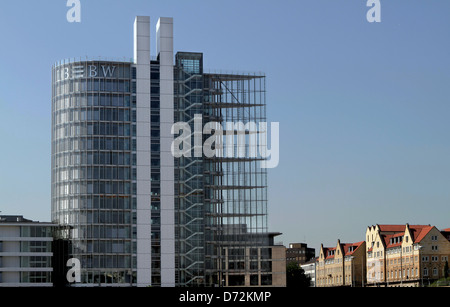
286 262 311 287
444 261 449 279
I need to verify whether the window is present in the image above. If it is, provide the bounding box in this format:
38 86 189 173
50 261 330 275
21 271 51 283
21 226 50 238
250 275 259 286
261 274 272 286
432 245 438 251
424 268 429 276
433 267 438 276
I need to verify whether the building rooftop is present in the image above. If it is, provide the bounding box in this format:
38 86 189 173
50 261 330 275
0 215 33 223
0 215 55 225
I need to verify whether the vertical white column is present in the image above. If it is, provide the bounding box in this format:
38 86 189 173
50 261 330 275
157 17 175 287
134 16 152 287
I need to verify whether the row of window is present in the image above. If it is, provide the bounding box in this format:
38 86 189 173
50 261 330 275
226 274 272 286
0 242 51 254
21 241 51 253
319 266 444 286
53 94 132 111
422 255 448 262
54 151 132 167
21 271 52 283
21 226 52 238
316 276 353 286
77 269 135 284
53 195 133 210
54 181 133 195
54 124 161 145
385 267 440 279
56 166 132 181
21 256 52 268
376 255 448 265
53 210 132 226
53 136 132 153
54 122 132 139
72 225 130 239
86 211 132 225
77 254 132 269
226 261 272 271
54 108 132 125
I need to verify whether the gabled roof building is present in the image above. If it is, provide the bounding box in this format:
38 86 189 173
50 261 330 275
366 223 450 287
316 239 366 287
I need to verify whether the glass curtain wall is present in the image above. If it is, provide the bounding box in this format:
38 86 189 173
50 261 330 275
203 72 268 286
173 52 269 287
51 60 135 285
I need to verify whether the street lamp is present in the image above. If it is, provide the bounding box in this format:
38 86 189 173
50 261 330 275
417 245 423 287
349 256 355 287
400 245 403 286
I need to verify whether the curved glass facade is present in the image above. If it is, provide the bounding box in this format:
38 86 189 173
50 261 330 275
51 60 136 285
50 17 278 287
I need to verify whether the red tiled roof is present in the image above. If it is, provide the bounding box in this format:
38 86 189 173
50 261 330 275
377 225 406 232
383 233 403 248
324 247 336 259
381 225 433 248
341 241 364 256
411 225 433 243
377 224 429 233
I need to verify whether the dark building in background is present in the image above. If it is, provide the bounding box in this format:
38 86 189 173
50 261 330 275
286 243 316 266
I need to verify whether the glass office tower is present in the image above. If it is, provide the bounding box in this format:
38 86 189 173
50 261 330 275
51 60 135 285
52 16 175 287
52 16 279 287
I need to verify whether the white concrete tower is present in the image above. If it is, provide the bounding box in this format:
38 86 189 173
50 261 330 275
134 16 152 287
157 17 175 288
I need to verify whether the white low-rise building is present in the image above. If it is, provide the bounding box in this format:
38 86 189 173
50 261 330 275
0 215 56 287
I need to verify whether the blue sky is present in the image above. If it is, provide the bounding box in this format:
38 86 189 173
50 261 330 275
1 0 450 252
